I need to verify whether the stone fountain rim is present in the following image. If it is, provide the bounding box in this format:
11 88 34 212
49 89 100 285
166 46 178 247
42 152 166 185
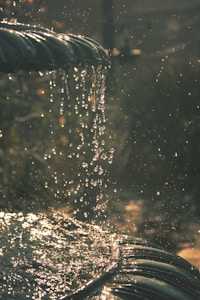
0 21 110 73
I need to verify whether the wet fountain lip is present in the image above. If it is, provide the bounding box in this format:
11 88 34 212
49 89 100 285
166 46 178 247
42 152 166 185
0 21 110 73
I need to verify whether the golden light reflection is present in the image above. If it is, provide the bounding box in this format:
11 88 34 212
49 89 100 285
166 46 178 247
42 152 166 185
38 6 46 14
60 135 69 145
5 0 12 5
52 20 64 30
0 212 114 299
21 0 35 3
59 116 66 126
36 88 46 98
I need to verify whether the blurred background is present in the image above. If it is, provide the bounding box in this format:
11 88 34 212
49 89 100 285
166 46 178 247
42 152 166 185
0 0 200 264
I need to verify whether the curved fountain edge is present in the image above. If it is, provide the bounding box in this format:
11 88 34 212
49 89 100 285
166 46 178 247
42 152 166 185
0 21 110 73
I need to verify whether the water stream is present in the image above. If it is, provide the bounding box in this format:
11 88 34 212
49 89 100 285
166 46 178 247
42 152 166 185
0 65 112 222
0 12 117 297
0 51 115 299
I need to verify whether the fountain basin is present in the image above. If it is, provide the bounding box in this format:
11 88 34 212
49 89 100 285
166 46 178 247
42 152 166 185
0 212 200 299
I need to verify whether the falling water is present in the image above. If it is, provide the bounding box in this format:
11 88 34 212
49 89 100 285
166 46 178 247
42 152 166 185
0 64 112 222
0 61 118 300
46 64 113 221
0 10 116 297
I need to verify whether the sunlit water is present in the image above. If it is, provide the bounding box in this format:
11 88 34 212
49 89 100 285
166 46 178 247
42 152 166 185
0 211 118 299
0 64 118 298
0 4 116 296
1 4 199 299
0 65 113 221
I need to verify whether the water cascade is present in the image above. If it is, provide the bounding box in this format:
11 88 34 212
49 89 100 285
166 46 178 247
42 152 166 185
0 21 200 300
0 21 112 221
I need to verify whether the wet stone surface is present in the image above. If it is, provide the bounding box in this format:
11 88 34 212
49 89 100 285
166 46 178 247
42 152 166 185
0 212 115 299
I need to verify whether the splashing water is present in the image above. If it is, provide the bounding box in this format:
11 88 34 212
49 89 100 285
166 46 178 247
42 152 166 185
46 65 112 221
0 64 112 222
0 211 118 299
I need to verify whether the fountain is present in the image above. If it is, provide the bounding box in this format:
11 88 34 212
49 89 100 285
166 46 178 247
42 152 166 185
0 21 112 221
0 21 200 300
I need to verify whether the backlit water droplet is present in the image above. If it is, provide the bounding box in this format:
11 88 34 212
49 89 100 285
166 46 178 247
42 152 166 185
0 64 112 222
